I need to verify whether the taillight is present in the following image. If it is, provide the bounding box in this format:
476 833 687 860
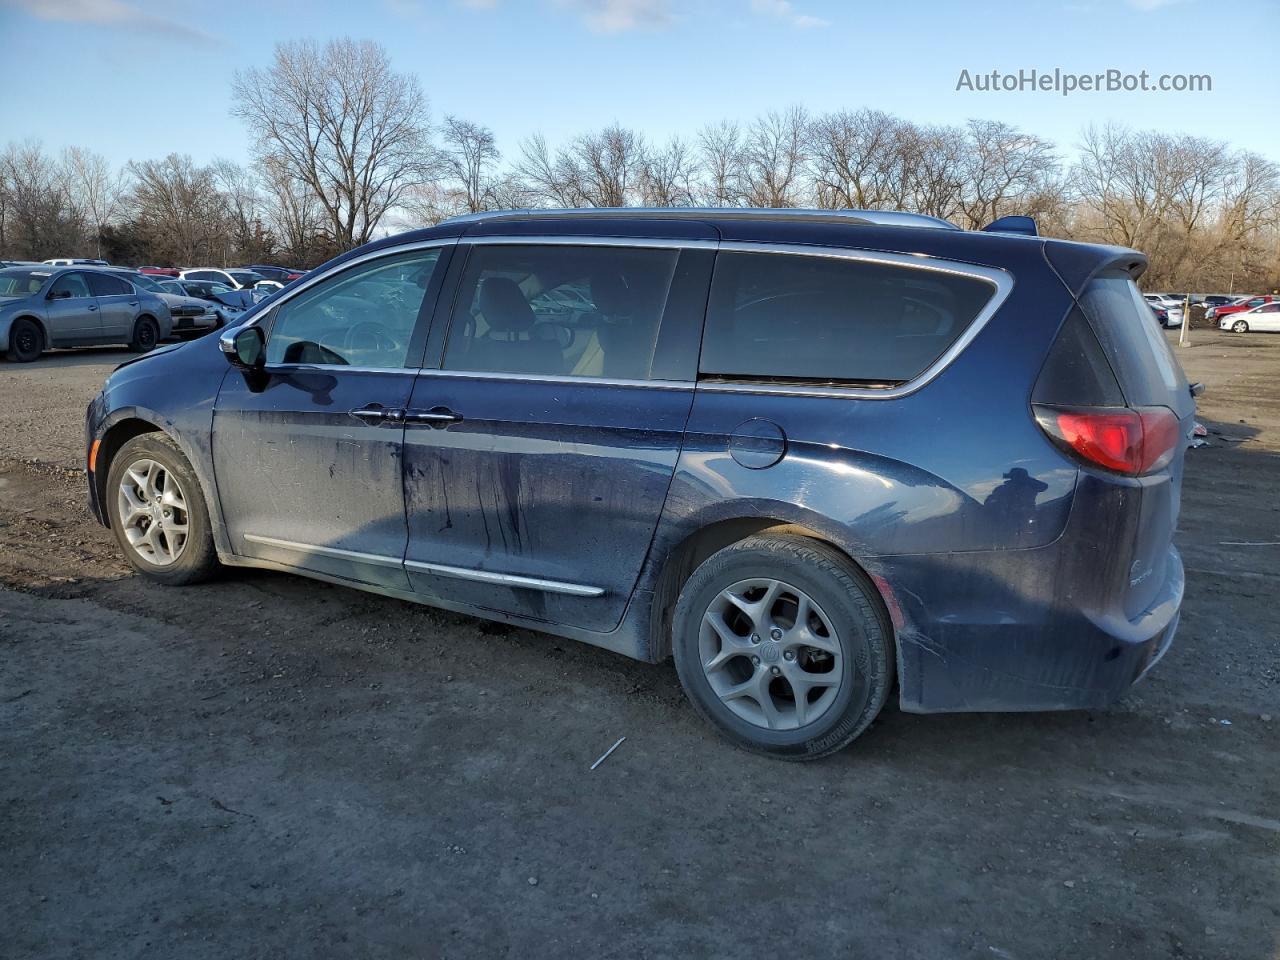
1033 404 1180 476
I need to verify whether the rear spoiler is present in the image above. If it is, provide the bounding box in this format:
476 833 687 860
1043 243 1149 297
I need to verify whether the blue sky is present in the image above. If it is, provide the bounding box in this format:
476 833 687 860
1 0 1276 170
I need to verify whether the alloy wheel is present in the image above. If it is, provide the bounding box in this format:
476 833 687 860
117 458 189 565
698 577 844 731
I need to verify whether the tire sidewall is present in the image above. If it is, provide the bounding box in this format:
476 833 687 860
672 538 889 758
132 317 159 352
106 434 214 584
7 319 42 362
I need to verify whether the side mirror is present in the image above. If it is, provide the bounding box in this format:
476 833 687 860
48 288 71 300
219 325 265 372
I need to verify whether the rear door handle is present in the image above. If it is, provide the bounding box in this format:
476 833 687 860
87 303 98 311
404 407 463 427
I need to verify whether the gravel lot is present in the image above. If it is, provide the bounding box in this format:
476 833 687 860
1 331 1277 959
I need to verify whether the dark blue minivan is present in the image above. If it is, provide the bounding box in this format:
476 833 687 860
85 209 1193 758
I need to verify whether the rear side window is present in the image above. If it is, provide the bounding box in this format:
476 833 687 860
87 273 130 296
1078 273 1189 408
699 252 996 385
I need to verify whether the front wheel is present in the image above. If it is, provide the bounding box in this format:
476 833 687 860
1232 319 1249 333
671 534 894 760
5 318 43 362
106 433 218 585
129 316 160 352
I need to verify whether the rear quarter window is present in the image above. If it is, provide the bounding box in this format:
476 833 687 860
699 251 996 385
1078 273 1189 410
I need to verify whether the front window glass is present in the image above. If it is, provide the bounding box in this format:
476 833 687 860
50 273 91 298
264 249 441 367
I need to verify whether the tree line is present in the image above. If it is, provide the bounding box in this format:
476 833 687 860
2 37 1277 293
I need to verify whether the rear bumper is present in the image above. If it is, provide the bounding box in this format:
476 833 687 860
890 545 1184 713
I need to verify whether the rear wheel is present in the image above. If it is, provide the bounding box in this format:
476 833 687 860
5 318 43 362
106 433 218 585
1232 319 1249 333
129 316 160 352
672 534 894 760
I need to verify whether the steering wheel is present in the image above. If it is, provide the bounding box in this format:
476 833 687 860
342 321 400 357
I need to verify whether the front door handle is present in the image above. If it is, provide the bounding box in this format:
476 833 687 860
350 404 393 425
404 407 463 427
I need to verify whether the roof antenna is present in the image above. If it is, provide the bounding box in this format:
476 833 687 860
982 215 1038 236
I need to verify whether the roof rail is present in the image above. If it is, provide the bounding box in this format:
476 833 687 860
440 207 961 231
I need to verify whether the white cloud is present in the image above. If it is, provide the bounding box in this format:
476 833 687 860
553 0 673 32
749 0 830 29
0 0 217 43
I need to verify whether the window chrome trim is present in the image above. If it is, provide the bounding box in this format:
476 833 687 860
242 533 404 568
697 241 1014 401
403 560 605 597
234 234 1012 398
464 235 718 250
412 369 691 390
242 533 605 597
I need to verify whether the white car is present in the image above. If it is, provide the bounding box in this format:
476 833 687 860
1143 294 1184 328
251 279 284 302
1221 301 1280 333
179 267 264 290
43 258 109 267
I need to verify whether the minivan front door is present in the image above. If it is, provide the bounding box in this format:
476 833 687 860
211 245 452 588
400 242 711 632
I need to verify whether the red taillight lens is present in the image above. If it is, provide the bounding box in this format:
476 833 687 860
1034 405 1180 476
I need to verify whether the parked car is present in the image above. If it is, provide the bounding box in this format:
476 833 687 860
1201 295 1235 308
250 280 284 303
1 265 172 362
1144 293 1184 309
158 279 252 323
1220 301 1280 333
1144 297 1183 328
42 258 109 267
84 208 1194 758
138 266 180 278
96 268 220 336
180 268 264 290
242 264 306 284
1206 295 1275 321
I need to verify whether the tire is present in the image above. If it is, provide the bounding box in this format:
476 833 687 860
671 534 894 760
129 315 160 352
1232 320 1249 333
5 318 43 363
105 433 218 585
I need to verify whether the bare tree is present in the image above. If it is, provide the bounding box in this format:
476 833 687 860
259 156 328 265
128 154 226 266
515 125 647 207
955 119 1059 230
640 137 698 207
903 124 966 221
439 116 500 214
0 141 83 259
698 120 745 206
60 147 127 258
741 107 809 207
809 109 907 210
232 38 434 250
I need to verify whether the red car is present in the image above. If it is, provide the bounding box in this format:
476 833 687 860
1210 295 1276 320
138 266 180 278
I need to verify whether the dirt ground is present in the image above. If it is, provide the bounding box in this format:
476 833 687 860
1 331 1277 959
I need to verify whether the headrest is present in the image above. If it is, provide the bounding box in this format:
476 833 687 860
478 277 535 333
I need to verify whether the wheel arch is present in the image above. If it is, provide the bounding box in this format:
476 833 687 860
5 313 47 352
92 417 165 526
645 516 896 663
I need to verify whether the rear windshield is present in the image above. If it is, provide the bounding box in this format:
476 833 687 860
1078 272 1190 409
699 252 995 385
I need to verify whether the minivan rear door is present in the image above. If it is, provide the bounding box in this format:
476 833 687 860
399 240 713 633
